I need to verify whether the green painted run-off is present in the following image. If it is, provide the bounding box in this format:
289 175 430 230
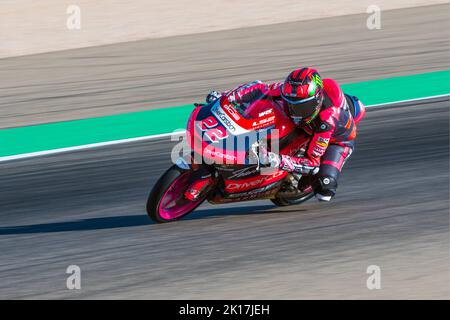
1 70 449 158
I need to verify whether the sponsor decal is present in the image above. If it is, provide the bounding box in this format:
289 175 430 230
228 166 258 179
212 104 249 135
204 147 237 161
212 105 236 133
312 145 326 157
216 165 237 172
227 177 267 191
258 109 273 117
314 145 326 152
312 74 323 88
226 170 284 192
223 103 241 121
226 183 279 199
252 116 275 128
316 137 330 148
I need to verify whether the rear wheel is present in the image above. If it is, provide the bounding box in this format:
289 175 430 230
271 186 314 207
147 165 209 223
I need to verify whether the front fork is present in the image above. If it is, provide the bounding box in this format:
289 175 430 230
174 156 216 201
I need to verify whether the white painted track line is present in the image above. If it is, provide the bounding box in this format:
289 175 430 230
1 94 448 163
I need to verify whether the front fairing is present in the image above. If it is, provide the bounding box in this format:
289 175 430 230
186 97 296 166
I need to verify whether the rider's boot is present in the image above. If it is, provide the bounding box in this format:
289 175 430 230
297 175 335 201
313 176 338 202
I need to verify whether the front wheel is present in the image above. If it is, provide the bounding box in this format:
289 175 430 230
147 165 208 223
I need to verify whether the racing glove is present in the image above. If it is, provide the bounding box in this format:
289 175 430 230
261 147 319 175
251 143 319 175
206 91 222 104
278 154 319 175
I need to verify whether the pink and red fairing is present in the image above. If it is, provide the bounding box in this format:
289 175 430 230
186 97 297 165
185 98 310 196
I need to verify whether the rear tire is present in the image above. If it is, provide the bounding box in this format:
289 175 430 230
270 192 314 207
147 165 207 223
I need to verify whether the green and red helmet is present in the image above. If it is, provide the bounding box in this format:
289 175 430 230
281 67 324 124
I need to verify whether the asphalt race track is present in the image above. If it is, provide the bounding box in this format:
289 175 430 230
0 97 448 299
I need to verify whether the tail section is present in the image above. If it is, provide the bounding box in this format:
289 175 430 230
345 94 366 124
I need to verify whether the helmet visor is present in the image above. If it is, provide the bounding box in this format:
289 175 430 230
282 95 321 119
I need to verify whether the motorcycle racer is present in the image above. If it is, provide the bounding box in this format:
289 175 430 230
207 67 365 201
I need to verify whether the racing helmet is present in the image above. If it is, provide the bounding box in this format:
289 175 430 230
281 68 324 124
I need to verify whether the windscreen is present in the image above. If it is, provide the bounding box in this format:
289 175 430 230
231 93 276 120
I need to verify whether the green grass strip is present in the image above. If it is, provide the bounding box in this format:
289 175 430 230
0 70 449 158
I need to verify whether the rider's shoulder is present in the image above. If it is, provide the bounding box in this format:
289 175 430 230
317 106 335 123
323 78 345 108
323 78 343 95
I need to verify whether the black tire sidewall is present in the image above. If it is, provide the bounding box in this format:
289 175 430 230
146 165 206 223
271 192 314 207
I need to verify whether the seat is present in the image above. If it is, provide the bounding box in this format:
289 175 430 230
344 93 365 124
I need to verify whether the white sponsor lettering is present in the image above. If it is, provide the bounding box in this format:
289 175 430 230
227 171 284 191
211 104 249 135
258 109 273 117
223 104 241 121
214 107 236 132
252 116 275 128
204 147 237 161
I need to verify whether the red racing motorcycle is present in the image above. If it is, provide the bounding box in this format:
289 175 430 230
146 96 315 223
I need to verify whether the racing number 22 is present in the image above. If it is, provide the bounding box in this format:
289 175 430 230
198 116 228 142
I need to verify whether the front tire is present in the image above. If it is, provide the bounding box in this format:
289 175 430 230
147 165 208 223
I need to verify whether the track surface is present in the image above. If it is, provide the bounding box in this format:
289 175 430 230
0 4 449 128
0 97 448 299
